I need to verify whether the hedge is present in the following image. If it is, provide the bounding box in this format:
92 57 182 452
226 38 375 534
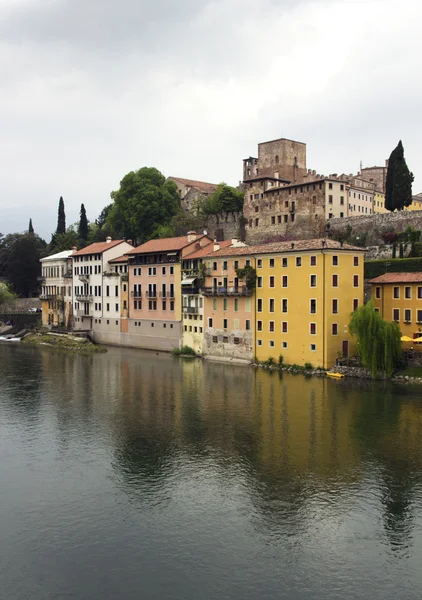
365 257 422 280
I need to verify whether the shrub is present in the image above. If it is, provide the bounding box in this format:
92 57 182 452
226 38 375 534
364 257 422 279
278 354 284 366
172 345 196 356
304 362 313 370
264 356 275 368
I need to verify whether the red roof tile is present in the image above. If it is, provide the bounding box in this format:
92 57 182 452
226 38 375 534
210 239 363 258
169 177 218 194
108 254 129 263
369 272 422 284
72 240 129 256
127 234 210 255
183 240 232 259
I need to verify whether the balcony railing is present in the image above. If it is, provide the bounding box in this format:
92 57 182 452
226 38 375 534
183 306 199 314
201 287 253 297
78 274 90 282
40 293 56 300
75 294 93 302
181 287 199 295
103 271 119 277
131 291 143 298
159 291 175 298
145 291 157 298
63 271 73 278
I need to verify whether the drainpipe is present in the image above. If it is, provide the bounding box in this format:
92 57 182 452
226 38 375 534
322 248 326 369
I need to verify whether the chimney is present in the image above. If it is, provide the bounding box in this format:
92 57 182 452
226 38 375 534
127 239 133 245
203 230 208 236
291 243 295 249
340 240 344 248
213 237 220 252
187 231 197 243
106 236 112 243
71 246 77 251
231 238 238 246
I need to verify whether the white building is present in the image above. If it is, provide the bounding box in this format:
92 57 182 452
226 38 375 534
40 249 74 327
72 237 133 332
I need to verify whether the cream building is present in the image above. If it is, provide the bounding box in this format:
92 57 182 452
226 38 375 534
40 250 74 328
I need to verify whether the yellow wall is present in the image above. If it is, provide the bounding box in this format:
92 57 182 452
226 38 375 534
372 282 422 345
255 250 364 368
373 191 387 214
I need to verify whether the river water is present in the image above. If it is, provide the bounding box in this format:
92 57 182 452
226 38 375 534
1 343 422 600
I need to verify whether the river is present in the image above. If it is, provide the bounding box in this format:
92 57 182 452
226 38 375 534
1 343 422 600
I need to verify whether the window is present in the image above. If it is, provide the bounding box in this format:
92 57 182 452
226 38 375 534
257 277 263 288
282 321 288 333
296 257 302 267
340 196 344 205
115 303 119 312
212 336 218 343
332 274 338 287
310 299 316 314
269 299 275 312
417 310 422 323
353 275 359 287
223 319 228 329
269 321 275 332
234 337 240 345
257 299 263 312
375 287 381 299
332 324 338 335
257 259 262 268
282 341 288 349
269 340 275 348
223 298 228 311
269 276 275 288
353 298 359 311
162 301 166 310
329 195 333 204
257 339 262 346
282 276 288 288
393 287 400 299
310 256 316 266
234 260 238 270
257 321 263 331
332 299 338 314
282 258 288 268
310 275 317 287
269 258 275 268
151 323 154 328
245 260 250 267
208 318 213 327
170 301 174 311
245 320 251 330
310 323 316 335
106 303 110 311
310 344 316 352
223 261 228 271
418 287 422 299
271 216 275 225
393 309 400 322
405 286 411 299
212 298 217 310
404 309 411 322
354 256 359 267
282 299 288 313
329 182 333 190
255 218 259 227
169 266 174 275
284 215 288 223
234 299 239 312
332 256 338 266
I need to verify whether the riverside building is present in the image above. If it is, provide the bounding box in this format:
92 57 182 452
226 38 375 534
40 249 74 328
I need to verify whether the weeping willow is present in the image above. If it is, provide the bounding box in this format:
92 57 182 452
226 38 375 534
349 301 402 378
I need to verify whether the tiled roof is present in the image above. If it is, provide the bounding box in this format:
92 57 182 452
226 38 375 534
108 254 129 263
369 272 422 284
127 234 209 255
184 240 232 259
210 239 363 257
72 240 128 256
169 177 218 194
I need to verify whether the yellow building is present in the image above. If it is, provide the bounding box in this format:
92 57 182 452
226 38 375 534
373 191 388 214
405 193 422 212
370 272 422 345
252 240 364 368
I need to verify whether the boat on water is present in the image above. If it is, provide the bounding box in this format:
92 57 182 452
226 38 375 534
0 336 21 342
327 371 344 379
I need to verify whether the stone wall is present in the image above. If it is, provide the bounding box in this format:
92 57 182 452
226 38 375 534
204 212 244 242
327 210 422 246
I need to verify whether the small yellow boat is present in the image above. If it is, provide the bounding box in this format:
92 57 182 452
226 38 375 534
327 372 344 379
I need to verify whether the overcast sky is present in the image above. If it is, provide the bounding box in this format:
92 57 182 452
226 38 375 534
1 0 421 240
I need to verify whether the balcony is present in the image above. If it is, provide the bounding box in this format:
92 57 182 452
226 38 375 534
159 291 175 298
182 287 199 295
145 291 157 298
183 306 199 314
131 291 143 298
201 287 253 297
78 274 90 283
121 274 128 282
75 309 91 317
75 294 93 302
103 271 119 277
63 271 73 278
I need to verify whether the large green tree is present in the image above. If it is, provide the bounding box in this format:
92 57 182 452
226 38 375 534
385 141 414 212
78 203 89 244
0 233 46 297
200 183 243 216
56 196 66 234
0 282 17 310
107 167 181 244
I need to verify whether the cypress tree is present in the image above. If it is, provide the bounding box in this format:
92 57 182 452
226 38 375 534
28 218 34 234
78 203 89 243
56 196 66 234
385 141 414 212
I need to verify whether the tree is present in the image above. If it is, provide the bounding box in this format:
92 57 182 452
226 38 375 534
28 218 34 234
56 196 66 234
0 282 17 310
107 167 181 244
385 141 414 211
78 203 89 244
349 301 402 378
0 233 47 297
200 183 243 217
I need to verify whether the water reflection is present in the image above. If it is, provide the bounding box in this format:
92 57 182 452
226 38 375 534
1 344 422 599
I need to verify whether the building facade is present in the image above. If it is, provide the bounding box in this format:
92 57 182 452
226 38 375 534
347 177 375 216
370 273 422 344
40 250 74 327
167 177 218 213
